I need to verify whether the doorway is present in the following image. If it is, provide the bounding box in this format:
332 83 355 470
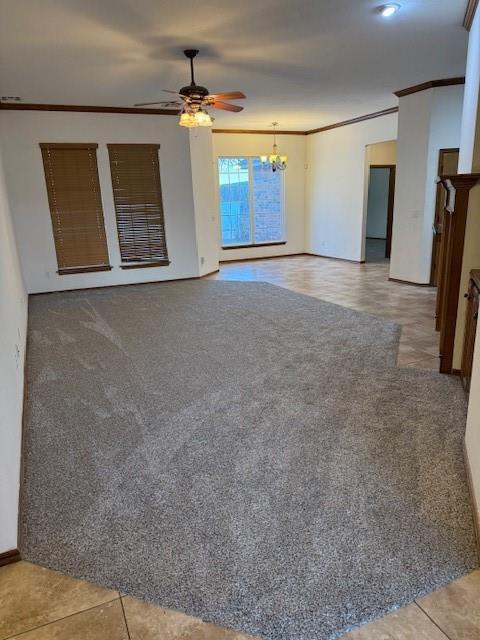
430 148 459 286
365 165 396 262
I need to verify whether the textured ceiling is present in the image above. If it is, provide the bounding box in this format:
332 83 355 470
0 0 469 130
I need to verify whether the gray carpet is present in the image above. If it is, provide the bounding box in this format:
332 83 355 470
22 281 477 639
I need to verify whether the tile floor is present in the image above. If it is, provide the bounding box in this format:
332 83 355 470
211 255 441 371
1 561 479 639
4 256 476 640
365 238 387 262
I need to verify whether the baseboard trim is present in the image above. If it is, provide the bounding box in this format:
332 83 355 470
17 312 30 555
388 277 433 287
30 268 221 296
306 252 365 264
451 368 462 376
220 253 305 264
200 268 220 277
219 252 367 265
0 549 21 567
464 441 480 562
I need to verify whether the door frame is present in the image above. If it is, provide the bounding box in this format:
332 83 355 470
368 164 396 259
430 147 460 287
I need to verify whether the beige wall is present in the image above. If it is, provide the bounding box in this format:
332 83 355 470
0 142 28 553
213 133 307 261
362 140 397 253
453 4 480 368
365 140 397 165
454 183 480 369
463 5 480 536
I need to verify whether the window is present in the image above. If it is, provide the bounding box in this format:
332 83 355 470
40 143 110 275
218 157 284 248
108 144 169 269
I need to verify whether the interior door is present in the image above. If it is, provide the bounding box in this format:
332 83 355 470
431 149 459 287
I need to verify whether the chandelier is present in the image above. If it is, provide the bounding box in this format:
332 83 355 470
260 122 287 172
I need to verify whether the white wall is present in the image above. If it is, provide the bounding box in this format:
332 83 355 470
459 8 480 174
212 133 306 261
454 8 480 369
366 168 390 239
0 142 28 553
0 111 206 294
305 114 398 262
389 85 464 284
189 129 219 276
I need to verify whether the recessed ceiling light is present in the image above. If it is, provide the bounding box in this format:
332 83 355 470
377 3 401 17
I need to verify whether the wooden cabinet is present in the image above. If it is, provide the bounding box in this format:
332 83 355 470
461 270 480 393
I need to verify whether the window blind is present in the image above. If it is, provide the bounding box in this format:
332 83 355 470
107 144 169 268
40 143 111 275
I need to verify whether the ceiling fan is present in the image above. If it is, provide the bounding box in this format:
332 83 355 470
135 49 246 127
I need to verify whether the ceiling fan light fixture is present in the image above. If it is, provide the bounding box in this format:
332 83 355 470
195 109 213 127
179 111 197 128
179 108 213 128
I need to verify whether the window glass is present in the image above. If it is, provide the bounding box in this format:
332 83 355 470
252 158 283 243
218 157 284 247
218 157 251 246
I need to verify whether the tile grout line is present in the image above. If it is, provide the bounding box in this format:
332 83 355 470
120 596 132 640
413 602 454 640
1 594 122 640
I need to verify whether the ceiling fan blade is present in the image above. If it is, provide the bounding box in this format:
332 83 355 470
211 101 243 112
208 91 246 100
134 100 182 107
162 89 188 97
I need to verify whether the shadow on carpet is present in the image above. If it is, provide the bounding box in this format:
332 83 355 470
22 281 477 639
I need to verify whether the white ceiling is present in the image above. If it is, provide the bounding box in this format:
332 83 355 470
0 0 469 130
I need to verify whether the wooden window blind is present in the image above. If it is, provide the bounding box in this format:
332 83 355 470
40 143 111 275
107 144 169 268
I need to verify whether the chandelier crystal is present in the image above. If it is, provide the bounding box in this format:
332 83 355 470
260 122 287 172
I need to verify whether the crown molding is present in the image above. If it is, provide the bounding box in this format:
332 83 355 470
213 107 399 137
212 128 306 135
305 107 398 135
464 0 479 30
394 77 465 98
1 102 399 136
0 103 180 115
